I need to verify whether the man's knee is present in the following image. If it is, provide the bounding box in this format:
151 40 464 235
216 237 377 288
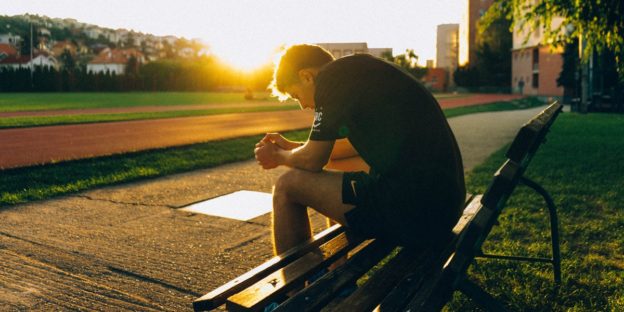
274 168 306 200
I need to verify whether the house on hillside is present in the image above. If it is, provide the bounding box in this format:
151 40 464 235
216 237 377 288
51 40 78 57
0 53 59 70
0 43 18 61
0 33 21 46
84 26 103 40
86 48 145 75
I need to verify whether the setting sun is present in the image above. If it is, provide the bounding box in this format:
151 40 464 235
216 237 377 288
211 41 278 72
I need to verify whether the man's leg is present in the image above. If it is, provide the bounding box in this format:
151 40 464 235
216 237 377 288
272 168 355 255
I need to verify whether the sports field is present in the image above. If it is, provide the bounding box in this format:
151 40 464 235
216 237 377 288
0 92 279 112
0 92 507 129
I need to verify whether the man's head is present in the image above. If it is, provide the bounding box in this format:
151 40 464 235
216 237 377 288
270 44 334 109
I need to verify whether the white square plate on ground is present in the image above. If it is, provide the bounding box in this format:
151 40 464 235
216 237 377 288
180 190 273 221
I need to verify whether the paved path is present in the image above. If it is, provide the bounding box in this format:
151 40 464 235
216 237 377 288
0 106 547 311
0 94 522 169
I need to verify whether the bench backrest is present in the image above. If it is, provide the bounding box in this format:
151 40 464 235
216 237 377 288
416 102 563 310
194 102 563 312
481 102 562 228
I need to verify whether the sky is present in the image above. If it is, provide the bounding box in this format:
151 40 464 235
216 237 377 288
1 0 464 70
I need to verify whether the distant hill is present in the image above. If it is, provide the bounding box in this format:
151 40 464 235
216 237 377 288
0 14 206 63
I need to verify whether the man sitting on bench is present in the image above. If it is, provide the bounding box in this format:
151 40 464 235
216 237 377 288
254 44 465 256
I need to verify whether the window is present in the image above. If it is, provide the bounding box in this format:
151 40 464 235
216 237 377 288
532 48 539 64
532 73 539 88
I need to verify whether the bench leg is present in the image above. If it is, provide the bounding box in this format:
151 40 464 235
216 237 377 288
457 278 508 312
520 176 562 284
476 177 562 285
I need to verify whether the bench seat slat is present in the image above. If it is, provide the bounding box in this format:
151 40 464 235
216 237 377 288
275 239 394 312
193 224 344 311
324 196 482 312
226 232 361 312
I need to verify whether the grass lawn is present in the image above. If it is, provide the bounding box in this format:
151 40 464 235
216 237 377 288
0 96 544 129
0 130 310 206
0 92 278 112
444 112 624 311
0 97 548 206
0 104 621 309
443 96 545 118
0 104 300 129
0 92 465 113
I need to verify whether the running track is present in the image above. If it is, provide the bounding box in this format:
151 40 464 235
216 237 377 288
0 94 521 169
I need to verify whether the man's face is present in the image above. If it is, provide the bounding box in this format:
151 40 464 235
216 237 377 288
284 69 317 110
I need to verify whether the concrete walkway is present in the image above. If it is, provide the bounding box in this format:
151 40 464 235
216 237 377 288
0 106 547 311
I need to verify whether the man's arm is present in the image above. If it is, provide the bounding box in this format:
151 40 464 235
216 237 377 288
280 140 335 172
255 139 334 172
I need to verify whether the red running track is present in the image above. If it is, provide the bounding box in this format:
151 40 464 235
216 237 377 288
0 94 522 169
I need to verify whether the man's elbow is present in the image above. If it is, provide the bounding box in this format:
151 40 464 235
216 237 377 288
301 160 326 172
299 155 327 172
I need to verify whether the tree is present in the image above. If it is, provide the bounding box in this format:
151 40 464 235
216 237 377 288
482 0 624 79
386 49 428 80
475 15 512 88
60 49 76 91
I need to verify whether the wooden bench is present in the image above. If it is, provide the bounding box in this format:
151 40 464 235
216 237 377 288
193 102 563 312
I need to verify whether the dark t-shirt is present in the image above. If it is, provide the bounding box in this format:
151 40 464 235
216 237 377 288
310 54 465 226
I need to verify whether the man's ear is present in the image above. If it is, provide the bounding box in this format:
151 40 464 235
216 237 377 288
297 69 316 85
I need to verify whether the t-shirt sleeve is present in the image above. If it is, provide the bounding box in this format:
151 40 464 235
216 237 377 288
309 105 346 141
309 71 349 141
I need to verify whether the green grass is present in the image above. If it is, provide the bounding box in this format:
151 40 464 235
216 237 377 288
0 97 548 205
0 130 310 207
0 92 278 112
0 92 462 113
0 105 300 129
443 96 546 118
0 96 543 129
443 112 624 311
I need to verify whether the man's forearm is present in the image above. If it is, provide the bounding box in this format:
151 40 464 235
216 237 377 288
276 148 324 172
275 141 333 172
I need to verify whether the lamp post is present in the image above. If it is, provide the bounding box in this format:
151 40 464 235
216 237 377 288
30 22 34 89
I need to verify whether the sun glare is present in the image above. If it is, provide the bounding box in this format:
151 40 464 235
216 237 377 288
212 42 278 72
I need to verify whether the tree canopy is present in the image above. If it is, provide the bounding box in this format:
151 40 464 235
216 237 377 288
482 0 624 79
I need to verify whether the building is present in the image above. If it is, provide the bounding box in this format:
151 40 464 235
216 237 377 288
86 48 145 75
316 42 392 59
0 43 18 60
459 0 494 66
367 47 393 59
51 40 78 57
0 33 21 46
0 53 58 70
422 68 449 92
436 24 459 70
317 42 368 59
511 16 565 96
436 24 459 88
